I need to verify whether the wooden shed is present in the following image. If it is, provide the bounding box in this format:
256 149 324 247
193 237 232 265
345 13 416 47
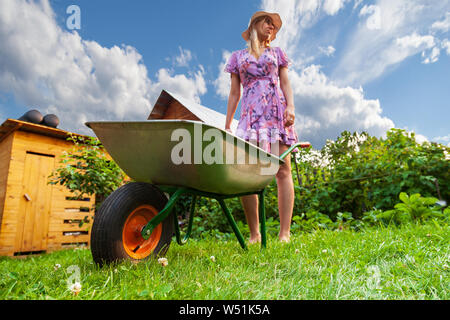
0 118 96 257
149 89 239 130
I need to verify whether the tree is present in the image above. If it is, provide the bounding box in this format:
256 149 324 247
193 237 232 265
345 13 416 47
48 133 127 210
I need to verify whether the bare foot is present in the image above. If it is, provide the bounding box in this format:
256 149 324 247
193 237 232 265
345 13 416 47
249 234 261 244
279 234 290 243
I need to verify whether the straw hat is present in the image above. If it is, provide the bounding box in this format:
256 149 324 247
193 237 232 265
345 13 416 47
241 11 282 42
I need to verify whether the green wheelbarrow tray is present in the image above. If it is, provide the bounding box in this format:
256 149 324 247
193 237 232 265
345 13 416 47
85 120 310 262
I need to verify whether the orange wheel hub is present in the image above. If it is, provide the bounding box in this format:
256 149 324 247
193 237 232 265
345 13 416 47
122 204 162 260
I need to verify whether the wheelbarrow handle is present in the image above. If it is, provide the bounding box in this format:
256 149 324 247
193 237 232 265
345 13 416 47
279 142 311 160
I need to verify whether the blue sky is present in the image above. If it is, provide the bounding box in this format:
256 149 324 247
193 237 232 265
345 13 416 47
0 0 449 148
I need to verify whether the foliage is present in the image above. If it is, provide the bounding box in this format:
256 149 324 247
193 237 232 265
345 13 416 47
293 128 449 219
47 128 448 237
180 128 449 237
375 192 447 225
48 133 126 209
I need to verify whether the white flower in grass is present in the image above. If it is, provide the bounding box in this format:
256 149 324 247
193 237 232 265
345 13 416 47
158 257 168 267
69 282 82 295
322 249 328 253
54 264 61 271
295 249 300 254
210 256 216 262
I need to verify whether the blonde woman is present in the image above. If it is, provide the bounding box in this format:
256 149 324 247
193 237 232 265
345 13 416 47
224 11 299 243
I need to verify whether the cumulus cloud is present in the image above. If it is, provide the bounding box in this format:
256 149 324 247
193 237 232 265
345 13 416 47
152 68 206 104
289 65 395 147
0 0 207 134
213 50 233 100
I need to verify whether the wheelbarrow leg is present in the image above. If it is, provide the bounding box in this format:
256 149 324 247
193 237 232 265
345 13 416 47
174 195 196 245
258 188 267 249
141 187 186 240
217 198 247 250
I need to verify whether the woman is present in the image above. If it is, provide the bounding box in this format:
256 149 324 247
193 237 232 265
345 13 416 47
224 11 299 243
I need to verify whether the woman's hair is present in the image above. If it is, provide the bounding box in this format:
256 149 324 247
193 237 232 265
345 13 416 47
246 16 271 59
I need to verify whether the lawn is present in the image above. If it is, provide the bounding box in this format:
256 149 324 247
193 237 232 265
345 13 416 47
0 221 448 300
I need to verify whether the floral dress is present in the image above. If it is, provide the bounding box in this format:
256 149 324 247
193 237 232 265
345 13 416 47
224 46 298 154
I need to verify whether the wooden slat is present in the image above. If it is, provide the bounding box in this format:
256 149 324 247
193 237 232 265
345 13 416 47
0 132 14 227
51 199 94 208
48 222 92 232
47 232 90 244
50 211 94 221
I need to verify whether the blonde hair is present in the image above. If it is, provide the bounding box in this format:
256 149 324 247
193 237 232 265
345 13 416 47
246 17 271 59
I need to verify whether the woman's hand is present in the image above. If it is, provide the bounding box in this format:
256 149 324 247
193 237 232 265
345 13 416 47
284 105 295 127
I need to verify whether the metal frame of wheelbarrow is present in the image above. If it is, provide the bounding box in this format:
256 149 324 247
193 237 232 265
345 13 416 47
140 142 308 250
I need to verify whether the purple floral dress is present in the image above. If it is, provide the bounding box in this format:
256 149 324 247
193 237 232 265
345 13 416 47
224 46 298 154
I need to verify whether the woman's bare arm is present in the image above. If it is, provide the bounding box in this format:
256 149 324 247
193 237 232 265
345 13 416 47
225 73 241 131
279 66 295 127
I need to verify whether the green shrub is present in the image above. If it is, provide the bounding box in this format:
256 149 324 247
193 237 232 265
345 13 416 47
375 192 447 225
293 129 449 219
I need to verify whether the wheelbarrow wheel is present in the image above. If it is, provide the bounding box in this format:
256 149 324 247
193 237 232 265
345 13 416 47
91 182 174 266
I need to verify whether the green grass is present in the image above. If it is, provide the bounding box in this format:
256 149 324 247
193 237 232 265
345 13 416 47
1 221 449 300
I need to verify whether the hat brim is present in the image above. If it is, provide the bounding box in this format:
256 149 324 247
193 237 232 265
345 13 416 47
241 11 282 41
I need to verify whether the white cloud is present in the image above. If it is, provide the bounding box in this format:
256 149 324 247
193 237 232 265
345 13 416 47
319 45 336 56
413 133 429 144
213 50 233 100
359 5 382 30
432 134 450 144
173 46 193 67
0 0 207 134
260 0 350 58
153 68 206 104
323 0 347 16
353 0 363 11
332 0 450 86
289 65 395 147
396 33 435 49
442 39 450 55
431 11 450 33
422 46 440 64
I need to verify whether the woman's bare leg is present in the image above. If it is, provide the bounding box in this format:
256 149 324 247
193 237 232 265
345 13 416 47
240 195 260 243
275 144 295 242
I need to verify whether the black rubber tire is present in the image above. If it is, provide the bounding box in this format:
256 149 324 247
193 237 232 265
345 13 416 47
90 182 174 266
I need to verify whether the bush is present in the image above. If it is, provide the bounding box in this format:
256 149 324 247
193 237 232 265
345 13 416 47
48 134 126 210
293 129 449 219
181 128 449 237
374 192 448 225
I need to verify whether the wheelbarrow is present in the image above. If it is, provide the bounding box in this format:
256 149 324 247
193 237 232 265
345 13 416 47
85 119 310 265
